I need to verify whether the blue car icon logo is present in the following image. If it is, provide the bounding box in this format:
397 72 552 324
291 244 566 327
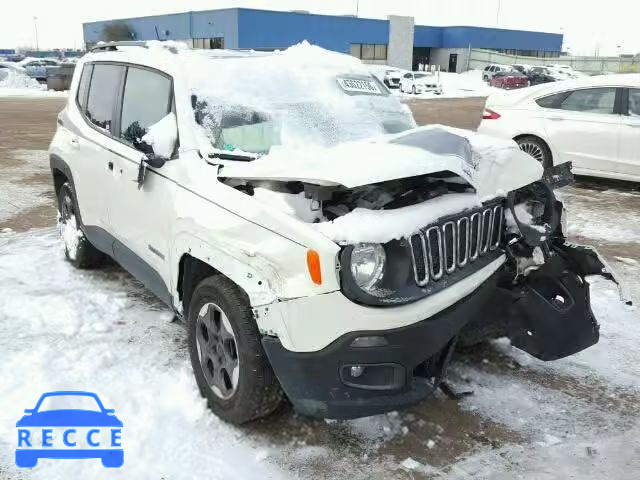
15 391 123 468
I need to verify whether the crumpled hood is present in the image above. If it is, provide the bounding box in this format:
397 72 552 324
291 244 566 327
217 125 543 200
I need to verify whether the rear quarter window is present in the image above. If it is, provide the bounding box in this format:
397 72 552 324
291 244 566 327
76 64 93 110
535 92 570 109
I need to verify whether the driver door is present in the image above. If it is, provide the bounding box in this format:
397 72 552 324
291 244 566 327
107 65 178 304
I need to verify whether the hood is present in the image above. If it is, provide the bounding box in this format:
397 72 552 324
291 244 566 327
217 125 543 200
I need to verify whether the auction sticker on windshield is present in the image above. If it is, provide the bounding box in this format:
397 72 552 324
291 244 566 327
337 77 382 95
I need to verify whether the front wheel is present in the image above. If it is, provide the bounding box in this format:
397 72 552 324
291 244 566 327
516 136 552 169
57 182 104 268
188 276 283 424
412 85 417 94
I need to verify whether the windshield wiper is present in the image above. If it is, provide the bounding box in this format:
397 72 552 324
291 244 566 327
208 151 257 162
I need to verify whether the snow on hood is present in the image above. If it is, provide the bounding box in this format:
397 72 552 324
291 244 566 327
219 125 543 200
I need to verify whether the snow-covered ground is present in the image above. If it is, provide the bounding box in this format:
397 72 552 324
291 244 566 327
0 70 67 97
1 93 639 478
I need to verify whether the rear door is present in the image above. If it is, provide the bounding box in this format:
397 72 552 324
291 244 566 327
71 62 125 231
617 88 640 178
541 87 622 173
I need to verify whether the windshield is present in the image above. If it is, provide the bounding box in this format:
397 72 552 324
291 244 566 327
188 44 416 155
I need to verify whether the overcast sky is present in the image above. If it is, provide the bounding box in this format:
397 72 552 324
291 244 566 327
1 0 637 56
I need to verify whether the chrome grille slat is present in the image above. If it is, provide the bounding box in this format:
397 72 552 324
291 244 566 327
426 226 444 280
409 233 429 287
408 202 505 287
457 217 470 267
490 205 503 250
443 221 457 274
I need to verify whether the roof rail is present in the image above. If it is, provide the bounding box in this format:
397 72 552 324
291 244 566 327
90 41 149 52
89 41 184 54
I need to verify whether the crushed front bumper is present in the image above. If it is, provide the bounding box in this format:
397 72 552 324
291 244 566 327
262 242 625 419
262 273 499 419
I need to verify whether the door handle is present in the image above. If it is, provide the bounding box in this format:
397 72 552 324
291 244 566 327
108 161 114 171
548 116 564 121
70 136 79 147
626 123 640 128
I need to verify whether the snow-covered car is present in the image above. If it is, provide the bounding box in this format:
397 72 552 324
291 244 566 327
383 69 402 88
490 70 530 89
479 74 640 181
49 40 624 424
528 66 562 85
400 71 442 94
0 61 26 82
17 57 60 81
482 64 509 82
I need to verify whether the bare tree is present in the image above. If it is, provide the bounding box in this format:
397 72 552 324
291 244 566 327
102 23 135 42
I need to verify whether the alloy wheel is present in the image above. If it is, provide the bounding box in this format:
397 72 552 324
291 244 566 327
195 303 240 399
518 142 545 163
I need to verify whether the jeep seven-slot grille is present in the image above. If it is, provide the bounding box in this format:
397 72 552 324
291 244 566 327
408 202 504 287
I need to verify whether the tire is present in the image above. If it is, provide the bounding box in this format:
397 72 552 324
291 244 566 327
412 85 417 95
57 182 105 269
515 135 552 169
187 275 283 424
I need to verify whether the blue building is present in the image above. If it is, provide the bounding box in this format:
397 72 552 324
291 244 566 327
83 8 563 72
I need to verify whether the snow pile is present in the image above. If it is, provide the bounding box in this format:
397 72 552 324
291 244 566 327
314 192 479 243
185 41 415 153
141 112 178 158
0 69 42 89
0 69 66 97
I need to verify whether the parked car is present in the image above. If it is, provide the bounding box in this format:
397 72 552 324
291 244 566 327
479 74 640 182
528 66 561 85
50 41 622 424
383 69 402 88
511 64 533 75
482 64 509 82
17 57 60 81
399 71 442 94
490 70 530 89
0 61 26 82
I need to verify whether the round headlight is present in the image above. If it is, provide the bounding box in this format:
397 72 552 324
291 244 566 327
350 243 386 291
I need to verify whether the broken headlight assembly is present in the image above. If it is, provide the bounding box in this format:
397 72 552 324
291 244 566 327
506 181 560 247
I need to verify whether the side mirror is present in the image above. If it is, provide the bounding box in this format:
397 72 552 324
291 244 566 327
144 153 167 169
104 408 115 415
140 113 177 166
24 409 34 414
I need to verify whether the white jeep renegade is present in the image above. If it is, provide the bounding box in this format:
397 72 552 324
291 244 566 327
49 41 624 424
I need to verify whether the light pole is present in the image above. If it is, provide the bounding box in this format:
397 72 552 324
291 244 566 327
33 16 39 51
496 0 501 26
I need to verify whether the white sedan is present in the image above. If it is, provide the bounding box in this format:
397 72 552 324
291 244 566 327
478 74 640 182
399 72 442 95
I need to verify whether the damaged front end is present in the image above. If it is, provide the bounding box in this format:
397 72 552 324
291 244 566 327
462 165 630 361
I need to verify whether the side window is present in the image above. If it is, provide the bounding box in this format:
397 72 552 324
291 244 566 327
404 73 412 79
119 67 172 151
559 88 616 114
76 64 93 110
629 89 640 117
85 64 123 132
535 92 569 109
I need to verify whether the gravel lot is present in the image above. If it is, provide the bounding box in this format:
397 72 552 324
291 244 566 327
1 96 638 479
